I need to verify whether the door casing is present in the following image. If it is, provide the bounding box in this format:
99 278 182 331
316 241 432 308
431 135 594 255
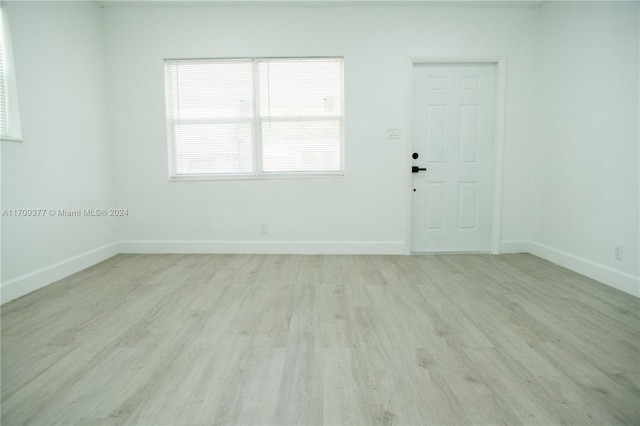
404 56 508 255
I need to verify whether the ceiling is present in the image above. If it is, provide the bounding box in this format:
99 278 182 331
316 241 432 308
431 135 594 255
95 0 547 8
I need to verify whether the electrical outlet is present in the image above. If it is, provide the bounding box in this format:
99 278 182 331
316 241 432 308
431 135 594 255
615 245 623 261
260 223 269 235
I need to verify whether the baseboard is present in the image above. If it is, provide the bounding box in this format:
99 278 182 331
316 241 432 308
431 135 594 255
1 242 119 304
4 239 635 304
499 240 533 254
117 240 405 255
500 240 639 298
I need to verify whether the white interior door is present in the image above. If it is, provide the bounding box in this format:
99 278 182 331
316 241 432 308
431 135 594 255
411 63 496 252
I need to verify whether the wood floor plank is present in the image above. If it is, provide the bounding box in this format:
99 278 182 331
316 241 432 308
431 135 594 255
2 253 639 425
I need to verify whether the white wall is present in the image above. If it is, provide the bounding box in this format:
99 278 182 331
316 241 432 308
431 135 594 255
531 1 639 296
104 5 539 254
1 2 117 302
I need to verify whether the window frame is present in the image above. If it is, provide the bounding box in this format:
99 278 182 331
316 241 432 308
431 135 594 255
164 56 345 181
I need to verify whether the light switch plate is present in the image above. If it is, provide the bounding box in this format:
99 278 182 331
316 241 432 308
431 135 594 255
386 127 401 139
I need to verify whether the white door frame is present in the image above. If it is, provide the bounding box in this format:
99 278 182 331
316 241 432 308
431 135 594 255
404 56 508 255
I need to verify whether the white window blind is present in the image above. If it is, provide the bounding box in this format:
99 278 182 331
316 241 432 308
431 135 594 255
0 4 21 142
165 59 254 176
165 57 344 179
0 23 6 137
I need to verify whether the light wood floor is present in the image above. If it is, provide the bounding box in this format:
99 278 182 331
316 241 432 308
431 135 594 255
1 254 639 425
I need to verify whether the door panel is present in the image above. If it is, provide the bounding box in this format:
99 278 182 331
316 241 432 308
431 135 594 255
425 182 444 230
411 64 496 252
426 106 445 162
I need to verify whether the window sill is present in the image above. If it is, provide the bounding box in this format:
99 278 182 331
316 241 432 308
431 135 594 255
169 172 345 182
1 136 23 143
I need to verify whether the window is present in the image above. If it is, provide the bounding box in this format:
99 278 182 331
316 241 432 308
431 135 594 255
164 57 343 179
0 4 22 142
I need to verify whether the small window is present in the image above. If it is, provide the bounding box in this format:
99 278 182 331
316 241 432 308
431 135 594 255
0 5 22 142
164 57 344 179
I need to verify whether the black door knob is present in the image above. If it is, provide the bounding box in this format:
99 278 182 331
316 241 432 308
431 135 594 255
412 166 427 173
